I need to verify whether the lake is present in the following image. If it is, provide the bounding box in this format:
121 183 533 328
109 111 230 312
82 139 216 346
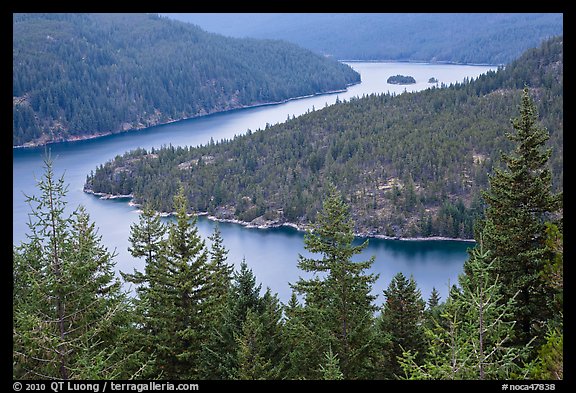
13 62 495 304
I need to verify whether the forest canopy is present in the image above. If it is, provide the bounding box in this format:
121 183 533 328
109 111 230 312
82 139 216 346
387 75 416 84
85 36 562 240
12 13 359 147
161 13 563 65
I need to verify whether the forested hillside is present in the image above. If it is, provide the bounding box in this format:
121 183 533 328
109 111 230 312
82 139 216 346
85 36 563 239
12 13 359 147
162 13 562 65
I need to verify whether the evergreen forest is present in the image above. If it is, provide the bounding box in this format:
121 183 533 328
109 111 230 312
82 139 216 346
162 13 563 65
85 36 563 240
14 82 563 379
13 13 359 147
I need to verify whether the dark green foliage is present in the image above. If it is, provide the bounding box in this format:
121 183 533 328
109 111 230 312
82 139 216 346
122 185 213 379
13 13 359 146
319 346 344 380
163 13 562 65
235 289 286 379
15 159 561 379
13 157 139 379
387 75 416 84
282 291 323 379
427 287 441 309
528 327 563 380
400 239 530 380
86 36 562 239
126 202 167 279
205 224 234 310
376 272 426 379
14 29 564 381
235 309 275 380
478 86 562 348
291 185 378 379
200 259 283 379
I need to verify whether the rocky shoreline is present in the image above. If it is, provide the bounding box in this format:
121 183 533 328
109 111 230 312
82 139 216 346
84 188 475 243
13 83 358 149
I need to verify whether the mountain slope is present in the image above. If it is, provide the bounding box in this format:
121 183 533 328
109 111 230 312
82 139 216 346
161 13 563 64
85 36 563 239
12 13 360 147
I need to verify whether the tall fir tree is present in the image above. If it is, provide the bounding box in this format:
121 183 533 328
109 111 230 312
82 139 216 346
199 259 264 379
400 237 530 380
13 157 136 379
123 184 212 379
199 224 234 379
282 291 325 380
479 86 562 348
527 222 563 379
292 184 378 379
126 202 167 276
235 309 275 380
160 184 211 379
122 202 167 327
427 287 441 310
205 224 234 308
234 289 286 379
376 272 426 379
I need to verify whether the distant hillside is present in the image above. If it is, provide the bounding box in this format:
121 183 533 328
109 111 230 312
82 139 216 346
12 13 360 147
162 13 563 65
85 36 562 240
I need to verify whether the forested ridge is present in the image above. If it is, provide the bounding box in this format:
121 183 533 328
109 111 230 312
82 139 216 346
14 85 563 380
12 13 359 147
85 36 563 240
162 13 563 65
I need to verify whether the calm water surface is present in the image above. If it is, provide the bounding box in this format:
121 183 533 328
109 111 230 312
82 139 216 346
13 62 494 303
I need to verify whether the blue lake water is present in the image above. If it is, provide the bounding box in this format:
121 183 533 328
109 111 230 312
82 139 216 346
13 62 495 304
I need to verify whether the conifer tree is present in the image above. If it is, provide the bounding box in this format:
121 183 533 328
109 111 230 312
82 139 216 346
229 259 263 329
480 86 562 347
199 224 234 379
376 272 426 379
235 309 275 380
258 289 288 375
126 202 166 275
527 222 563 379
122 202 167 322
424 287 444 337
428 287 441 310
292 184 378 379
528 328 563 380
234 289 285 380
124 184 211 379
206 224 234 307
162 185 211 378
199 259 264 379
13 157 135 379
319 346 344 380
400 238 530 380
282 291 324 380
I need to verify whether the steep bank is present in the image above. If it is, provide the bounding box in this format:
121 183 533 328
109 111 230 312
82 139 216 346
13 13 360 147
85 36 562 239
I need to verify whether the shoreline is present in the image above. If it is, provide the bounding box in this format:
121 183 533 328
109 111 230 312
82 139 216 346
12 82 359 150
85 188 475 244
341 59 502 67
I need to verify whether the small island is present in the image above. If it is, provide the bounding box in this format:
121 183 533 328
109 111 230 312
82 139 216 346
387 74 416 85
428 77 439 83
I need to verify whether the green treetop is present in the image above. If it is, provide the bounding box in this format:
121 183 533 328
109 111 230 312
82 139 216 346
292 184 378 379
376 272 426 379
479 86 562 348
13 157 136 379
